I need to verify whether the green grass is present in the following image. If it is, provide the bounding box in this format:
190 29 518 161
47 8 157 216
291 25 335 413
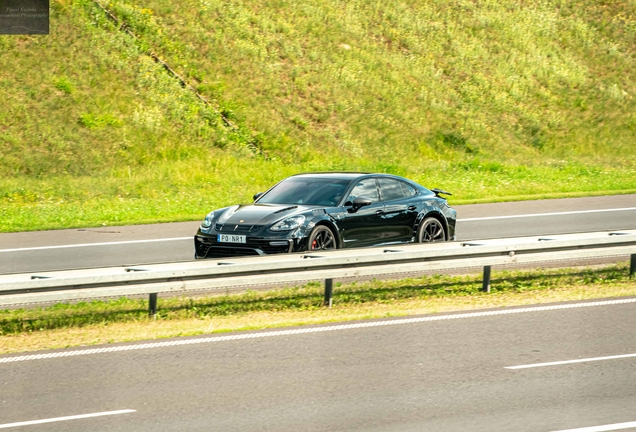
1 0 635 232
1 263 634 353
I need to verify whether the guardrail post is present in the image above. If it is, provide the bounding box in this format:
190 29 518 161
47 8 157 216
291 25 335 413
482 266 491 293
149 293 158 319
631 254 636 278
324 279 333 308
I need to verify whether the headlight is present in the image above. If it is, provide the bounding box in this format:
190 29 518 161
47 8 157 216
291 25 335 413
270 215 305 231
201 211 215 228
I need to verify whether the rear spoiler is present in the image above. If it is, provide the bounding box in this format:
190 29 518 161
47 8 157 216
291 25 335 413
431 188 452 198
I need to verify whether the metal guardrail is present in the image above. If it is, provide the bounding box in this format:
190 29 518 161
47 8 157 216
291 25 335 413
1 230 635 315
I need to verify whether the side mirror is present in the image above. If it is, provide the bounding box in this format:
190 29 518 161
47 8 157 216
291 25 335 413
353 197 372 208
346 196 372 212
253 192 264 201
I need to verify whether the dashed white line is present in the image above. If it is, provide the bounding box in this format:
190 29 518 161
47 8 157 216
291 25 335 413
0 409 136 429
506 353 636 370
0 237 191 253
459 207 636 222
551 420 636 432
2 298 636 364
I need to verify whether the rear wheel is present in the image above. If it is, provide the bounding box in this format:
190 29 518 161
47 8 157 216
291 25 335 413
308 226 336 251
417 217 446 243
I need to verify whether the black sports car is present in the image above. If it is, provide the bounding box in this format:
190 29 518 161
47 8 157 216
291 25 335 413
194 172 456 259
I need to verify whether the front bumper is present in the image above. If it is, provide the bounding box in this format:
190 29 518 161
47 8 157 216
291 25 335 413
194 228 310 259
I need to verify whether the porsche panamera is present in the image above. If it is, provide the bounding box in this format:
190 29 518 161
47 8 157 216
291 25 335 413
194 172 456 259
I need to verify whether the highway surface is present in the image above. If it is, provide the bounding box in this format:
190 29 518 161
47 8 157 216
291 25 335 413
1 194 636 274
2 298 636 431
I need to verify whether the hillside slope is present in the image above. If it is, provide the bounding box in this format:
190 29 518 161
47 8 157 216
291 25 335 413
1 0 635 231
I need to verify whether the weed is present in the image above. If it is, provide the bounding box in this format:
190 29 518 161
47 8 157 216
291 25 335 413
53 76 74 94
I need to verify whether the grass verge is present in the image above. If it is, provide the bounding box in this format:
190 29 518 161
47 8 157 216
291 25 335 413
1 262 634 355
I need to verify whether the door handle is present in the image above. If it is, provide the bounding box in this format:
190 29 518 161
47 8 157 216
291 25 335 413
408 205 417 211
375 210 385 215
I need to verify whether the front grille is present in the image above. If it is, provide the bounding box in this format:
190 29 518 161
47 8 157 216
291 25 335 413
195 236 292 258
215 224 264 233
203 246 262 259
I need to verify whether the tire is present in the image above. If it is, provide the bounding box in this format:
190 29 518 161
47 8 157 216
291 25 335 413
417 217 446 243
308 225 337 251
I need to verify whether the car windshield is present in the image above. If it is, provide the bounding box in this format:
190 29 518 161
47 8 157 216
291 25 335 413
258 177 352 206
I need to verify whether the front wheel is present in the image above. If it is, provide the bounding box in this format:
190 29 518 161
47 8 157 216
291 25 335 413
308 226 337 251
417 217 446 243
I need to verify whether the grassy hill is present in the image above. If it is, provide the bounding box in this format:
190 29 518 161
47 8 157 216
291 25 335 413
1 0 635 232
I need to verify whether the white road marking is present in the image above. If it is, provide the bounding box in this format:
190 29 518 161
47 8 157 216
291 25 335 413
459 207 636 222
550 420 636 432
506 353 636 370
0 237 191 253
0 409 136 429
2 298 635 364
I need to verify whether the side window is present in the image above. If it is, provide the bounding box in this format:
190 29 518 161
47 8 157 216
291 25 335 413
378 178 403 201
347 179 379 203
399 181 417 198
378 178 417 201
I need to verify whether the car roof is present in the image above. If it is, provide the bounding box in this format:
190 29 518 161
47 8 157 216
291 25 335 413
287 172 431 194
290 172 399 181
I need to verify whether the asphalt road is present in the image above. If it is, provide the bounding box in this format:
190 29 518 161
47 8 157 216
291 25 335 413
1 194 636 275
2 298 636 431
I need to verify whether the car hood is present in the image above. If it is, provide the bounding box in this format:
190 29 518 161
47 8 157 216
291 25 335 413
217 203 312 226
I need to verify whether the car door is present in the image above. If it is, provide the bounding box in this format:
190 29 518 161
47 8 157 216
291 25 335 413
339 178 385 248
378 178 420 243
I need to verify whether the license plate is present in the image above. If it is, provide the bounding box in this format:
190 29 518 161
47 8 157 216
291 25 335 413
217 234 246 243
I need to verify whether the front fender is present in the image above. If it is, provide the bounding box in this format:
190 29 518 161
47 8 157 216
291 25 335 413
305 213 343 249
